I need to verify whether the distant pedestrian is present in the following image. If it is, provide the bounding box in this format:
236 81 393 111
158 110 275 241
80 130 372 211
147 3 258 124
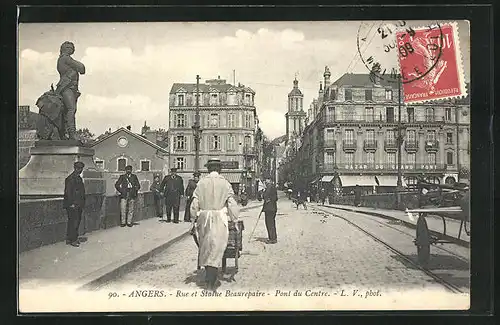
262 177 278 244
184 171 201 222
63 161 86 247
160 167 184 223
150 174 163 219
354 184 362 207
115 165 141 227
319 187 327 205
190 158 240 291
295 190 307 210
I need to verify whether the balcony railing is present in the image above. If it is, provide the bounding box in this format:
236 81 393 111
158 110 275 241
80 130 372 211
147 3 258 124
384 139 399 151
424 140 439 151
363 139 378 151
322 163 447 173
342 140 357 151
324 139 336 149
404 140 419 152
323 113 447 124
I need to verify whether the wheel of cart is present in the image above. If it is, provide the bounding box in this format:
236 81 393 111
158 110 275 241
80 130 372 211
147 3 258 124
222 220 245 273
415 213 430 267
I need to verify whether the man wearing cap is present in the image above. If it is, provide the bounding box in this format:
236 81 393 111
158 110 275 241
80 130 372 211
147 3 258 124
160 167 184 223
262 177 278 244
115 165 141 227
183 171 201 222
190 158 240 291
63 161 86 247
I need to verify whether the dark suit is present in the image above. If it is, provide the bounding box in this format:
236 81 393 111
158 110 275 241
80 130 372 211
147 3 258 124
184 179 198 222
160 174 184 222
115 173 141 225
63 171 86 243
262 182 278 242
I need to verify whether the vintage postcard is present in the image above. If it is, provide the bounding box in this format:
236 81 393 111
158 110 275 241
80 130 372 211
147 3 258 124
18 20 470 312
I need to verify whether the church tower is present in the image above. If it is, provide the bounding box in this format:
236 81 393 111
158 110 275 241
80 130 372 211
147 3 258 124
285 77 307 144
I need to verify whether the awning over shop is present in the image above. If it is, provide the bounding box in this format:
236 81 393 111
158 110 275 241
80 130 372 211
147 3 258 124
339 175 377 187
196 172 243 184
320 175 335 182
374 175 408 187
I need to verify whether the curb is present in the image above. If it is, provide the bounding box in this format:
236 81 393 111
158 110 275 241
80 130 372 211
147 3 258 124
324 204 469 248
77 203 263 291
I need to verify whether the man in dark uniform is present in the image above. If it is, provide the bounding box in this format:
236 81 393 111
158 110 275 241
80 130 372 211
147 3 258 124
115 165 141 227
63 161 86 247
150 174 163 219
262 177 278 244
354 184 362 207
184 171 200 222
160 167 184 223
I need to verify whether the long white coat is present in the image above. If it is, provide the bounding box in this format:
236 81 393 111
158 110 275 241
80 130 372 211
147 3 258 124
190 171 240 268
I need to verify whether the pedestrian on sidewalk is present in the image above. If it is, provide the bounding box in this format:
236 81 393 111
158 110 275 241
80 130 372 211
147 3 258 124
354 184 362 207
319 187 327 205
160 167 184 223
150 174 163 219
190 158 240 291
63 161 86 247
115 165 141 227
262 177 278 244
184 171 200 222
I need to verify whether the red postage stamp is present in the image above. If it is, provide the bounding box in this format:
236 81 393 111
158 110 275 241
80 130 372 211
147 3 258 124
397 22 466 104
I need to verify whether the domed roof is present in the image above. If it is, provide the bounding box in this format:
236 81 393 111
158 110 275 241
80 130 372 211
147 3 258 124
288 78 303 97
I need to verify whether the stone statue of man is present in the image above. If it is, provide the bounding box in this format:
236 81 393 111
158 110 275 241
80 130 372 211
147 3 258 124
55 41 86 140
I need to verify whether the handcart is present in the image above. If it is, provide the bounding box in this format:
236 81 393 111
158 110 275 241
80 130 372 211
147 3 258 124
405 181 470 267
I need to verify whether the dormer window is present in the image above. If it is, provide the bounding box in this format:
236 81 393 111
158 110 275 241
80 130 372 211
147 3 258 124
365 89 372 101
245 93 252 105
177 94 185 106
385 89 393 100
210 93 219 106
227 92 236 105
345 89 352 101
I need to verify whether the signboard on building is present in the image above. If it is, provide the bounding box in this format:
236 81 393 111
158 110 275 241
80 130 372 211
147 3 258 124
221 161 239 169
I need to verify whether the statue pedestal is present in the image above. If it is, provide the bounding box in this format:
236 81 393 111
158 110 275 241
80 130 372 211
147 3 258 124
19 140 106 199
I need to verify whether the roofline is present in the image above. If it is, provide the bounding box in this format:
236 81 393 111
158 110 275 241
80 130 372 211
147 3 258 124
90 127 169 153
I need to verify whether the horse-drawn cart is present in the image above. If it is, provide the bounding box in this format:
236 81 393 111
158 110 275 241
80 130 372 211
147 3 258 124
405 181 470 267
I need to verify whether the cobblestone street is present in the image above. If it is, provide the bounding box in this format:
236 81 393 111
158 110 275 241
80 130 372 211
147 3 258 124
103 196 465 295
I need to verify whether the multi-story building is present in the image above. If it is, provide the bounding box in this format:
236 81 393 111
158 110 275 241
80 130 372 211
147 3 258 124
297 68 470 196
168 76 263 196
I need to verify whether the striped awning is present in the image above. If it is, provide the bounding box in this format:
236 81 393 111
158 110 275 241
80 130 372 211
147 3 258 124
339 175 377 187
375 175 408 187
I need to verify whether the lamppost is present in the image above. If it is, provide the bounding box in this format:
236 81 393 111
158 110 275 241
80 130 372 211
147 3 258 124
396 75 405 209
192 75 202 173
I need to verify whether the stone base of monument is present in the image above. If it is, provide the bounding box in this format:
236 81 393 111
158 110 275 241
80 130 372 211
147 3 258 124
19 140 106 199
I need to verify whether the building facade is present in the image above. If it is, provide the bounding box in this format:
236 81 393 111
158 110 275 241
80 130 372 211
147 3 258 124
90 127 169 195
295 69 470 196
168 77 263 196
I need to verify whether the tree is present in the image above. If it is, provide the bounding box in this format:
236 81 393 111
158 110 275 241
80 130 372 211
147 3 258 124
75 128 95 144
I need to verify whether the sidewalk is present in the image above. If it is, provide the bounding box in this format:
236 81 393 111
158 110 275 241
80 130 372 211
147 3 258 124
19 200 264 290
324 204 470 245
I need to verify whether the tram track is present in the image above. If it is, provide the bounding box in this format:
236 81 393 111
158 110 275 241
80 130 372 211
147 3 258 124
312 205 466 294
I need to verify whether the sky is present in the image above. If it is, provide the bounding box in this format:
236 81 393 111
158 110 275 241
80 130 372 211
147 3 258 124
18 20 470 140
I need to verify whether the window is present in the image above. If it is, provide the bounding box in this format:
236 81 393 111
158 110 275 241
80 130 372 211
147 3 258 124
227 92 236 105
365 107 374 122
385 89 393 100
345 152 354 165
227 113 236 128
426 108 435 122
176 114 185 127
244 135 252 148
344 89 352 101
407 130 416 143
209 93 219 106
245 94 252 105
194 93 200 105
366 129 375 141
446 152 454 165
176 135 186 150
445 107 453 121
426 130 436 141
95 160 104 169
386 107 395 122
211 135 220 150
344 129 355 143
177 94 185 106
446 132 453 144
245 113 252 128
209 113 219 128
365 89 372 101
407 153 416 164
176 157 185 170
326 106 335 122
366 152 375 165
386 129 396 143
387 152 396 166
227 135 236 151
342 107 355 121
407 107 415 123
325 152 335 165
427 153 436 165
141 160 150 171
117 158 127 172
325 129 335 141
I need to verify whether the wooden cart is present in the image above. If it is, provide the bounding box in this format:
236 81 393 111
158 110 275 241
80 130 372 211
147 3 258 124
222 220 245 272
406 181 470 267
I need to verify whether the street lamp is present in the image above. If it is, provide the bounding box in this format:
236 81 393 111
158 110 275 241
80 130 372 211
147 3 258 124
396 75 405 209
192 75 202 173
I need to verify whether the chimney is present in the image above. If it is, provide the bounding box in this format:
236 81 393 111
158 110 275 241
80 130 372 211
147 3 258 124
323 66 331 88
126 125 131 131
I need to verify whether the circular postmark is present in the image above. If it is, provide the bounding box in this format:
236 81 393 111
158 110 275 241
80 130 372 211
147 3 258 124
356 20 444 84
